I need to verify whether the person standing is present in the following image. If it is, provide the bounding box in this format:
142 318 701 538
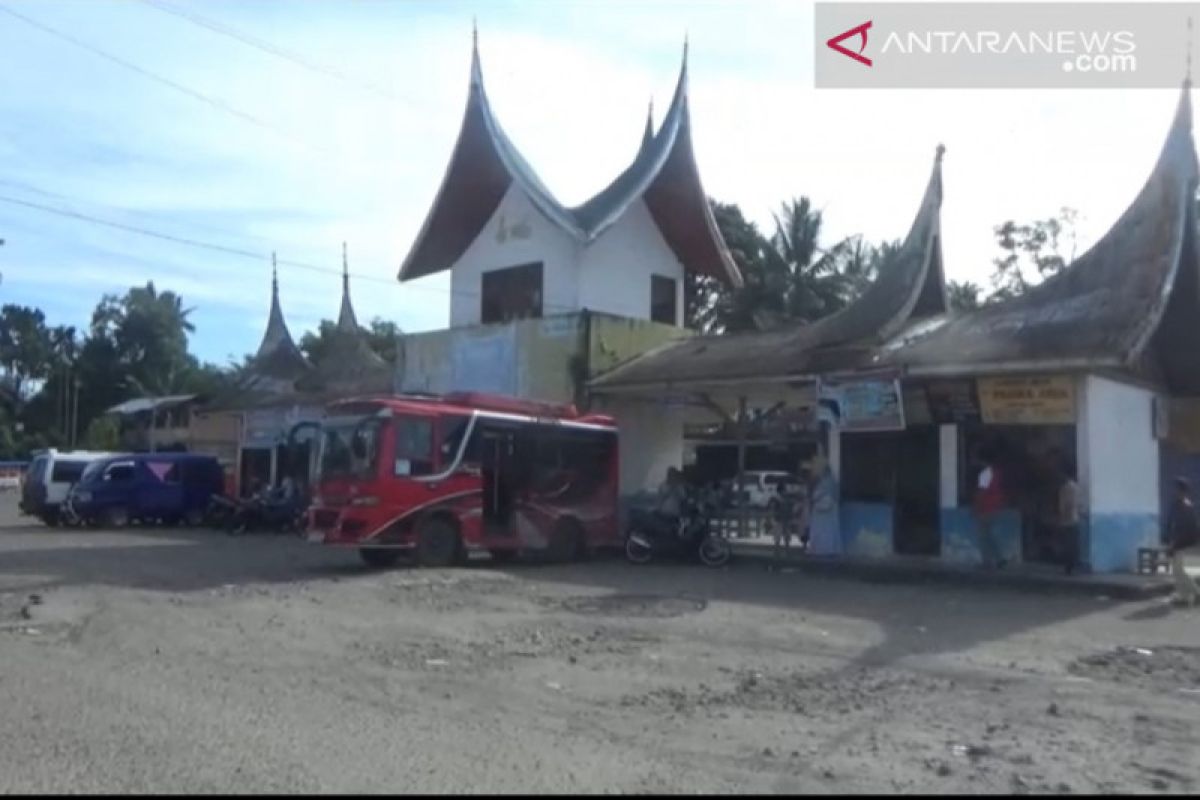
1055 465 1081 575
807 450 841 556
973 448 1006 570
1165 477 1200 607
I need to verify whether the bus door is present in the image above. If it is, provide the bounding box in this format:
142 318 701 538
481 427 517 536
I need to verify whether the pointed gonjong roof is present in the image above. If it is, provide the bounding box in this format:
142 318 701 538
398 32 742 288
297 244 392 397
246 254 312 387
200 256 312 412
876 81 1200 389
590 145 949 391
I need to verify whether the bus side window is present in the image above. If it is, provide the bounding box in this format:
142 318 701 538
439 415 470 465
394 417 434 476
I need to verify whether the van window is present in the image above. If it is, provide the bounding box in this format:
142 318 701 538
51 461 88 483
105 463 136 483
27 457 48 482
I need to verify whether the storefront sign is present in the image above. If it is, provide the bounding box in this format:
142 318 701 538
925 379 981 424
977 375 1076 425
819 379 906 432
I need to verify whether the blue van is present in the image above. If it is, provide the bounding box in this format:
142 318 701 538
66 453 224 527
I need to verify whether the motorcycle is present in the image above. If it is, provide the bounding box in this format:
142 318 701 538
624 489 732 568
204 494 241 531
225 491 308 536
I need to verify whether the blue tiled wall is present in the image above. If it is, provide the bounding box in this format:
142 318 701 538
939 507 1022 566
840 502 894 558
1089 512 1159 573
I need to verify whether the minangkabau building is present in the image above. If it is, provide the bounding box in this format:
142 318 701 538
393 33 743 496
194 251 391 496
593 82 1200 575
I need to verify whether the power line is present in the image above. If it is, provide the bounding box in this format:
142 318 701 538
0 191 584 312
0 3 325 157
137 0 405 102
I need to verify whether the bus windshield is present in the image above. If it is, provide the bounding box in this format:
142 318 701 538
318 416 384 480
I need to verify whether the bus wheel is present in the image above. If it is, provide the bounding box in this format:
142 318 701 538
417 518 462 568
549 519 586 563
359 548 402 569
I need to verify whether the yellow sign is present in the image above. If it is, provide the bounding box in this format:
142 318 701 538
978 375 1076 425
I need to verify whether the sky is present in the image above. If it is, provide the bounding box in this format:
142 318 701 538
0 0 1188 366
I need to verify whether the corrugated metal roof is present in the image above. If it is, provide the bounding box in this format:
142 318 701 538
106 394 197 416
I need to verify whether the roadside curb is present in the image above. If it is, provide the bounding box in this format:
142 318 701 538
729 545 1174 601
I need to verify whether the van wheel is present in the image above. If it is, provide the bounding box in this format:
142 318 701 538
184 508 205 527
40 511 60 527
548 519 586 563
360 548 402 569
417 517 462 568
103 506 130 529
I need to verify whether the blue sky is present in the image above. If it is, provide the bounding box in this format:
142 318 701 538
0 0 1187 366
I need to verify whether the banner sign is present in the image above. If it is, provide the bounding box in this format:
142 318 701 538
977 375 1075 425
819 379 906 432
924 379 981 424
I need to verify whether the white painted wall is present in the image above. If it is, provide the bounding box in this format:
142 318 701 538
449 186 579 327
1081 375 1159 515
609 399 685 496
578 198 685 325
448 190 685 328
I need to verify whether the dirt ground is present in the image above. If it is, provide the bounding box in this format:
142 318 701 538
1 494 1198 795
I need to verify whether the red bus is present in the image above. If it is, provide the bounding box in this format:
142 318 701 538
304 392 620 568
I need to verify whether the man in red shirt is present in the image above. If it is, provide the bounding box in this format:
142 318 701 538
972 448 1007 570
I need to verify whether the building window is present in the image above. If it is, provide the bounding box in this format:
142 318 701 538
481 262 543 324
651 275 677 325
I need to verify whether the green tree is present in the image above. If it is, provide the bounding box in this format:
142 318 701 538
299 317 402 365
990 207 1078 301
688 201 771 334
698 198 897 335
947 280 983 312
0 305 55 400
81 414 120 451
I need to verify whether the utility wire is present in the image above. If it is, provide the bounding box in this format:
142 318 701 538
0 191 583 312
138 0 406 103
0 3 328 157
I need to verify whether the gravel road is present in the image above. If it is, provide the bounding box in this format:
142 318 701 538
1 496 1198 794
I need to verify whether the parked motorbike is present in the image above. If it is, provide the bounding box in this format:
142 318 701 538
225 492 307 536
204 494 241 531
624 489 732 567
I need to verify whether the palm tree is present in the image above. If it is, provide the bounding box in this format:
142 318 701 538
947 280 984 312
759 197 859 328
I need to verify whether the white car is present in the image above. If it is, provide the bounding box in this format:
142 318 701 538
19 449 122 526
741 471 802 510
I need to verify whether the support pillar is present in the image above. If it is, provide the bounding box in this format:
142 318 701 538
939 424 958 510
736 395 748 541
